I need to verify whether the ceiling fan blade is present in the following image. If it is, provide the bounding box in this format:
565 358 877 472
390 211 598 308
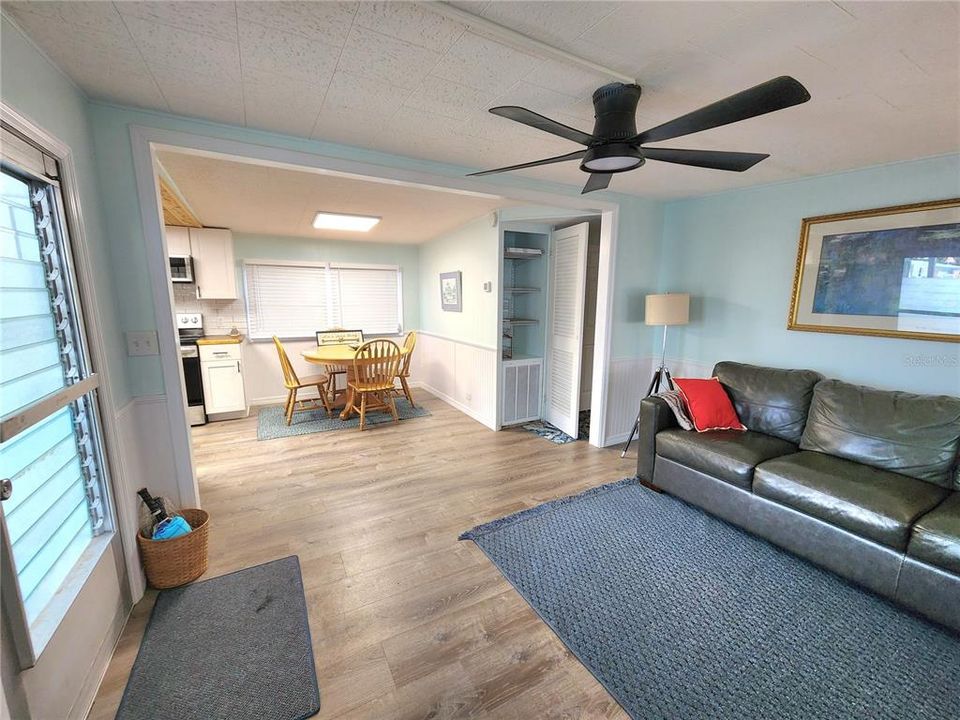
582 173 612 194
635 76 811 145
490 106 594 146
642 147 769 172
467 150 587 177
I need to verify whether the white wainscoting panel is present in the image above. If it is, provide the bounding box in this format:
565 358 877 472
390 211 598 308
602 355 716 446
603 356 653 446
411 332 497 429
112 395 181 602
243 335 408 406
112 400 146 602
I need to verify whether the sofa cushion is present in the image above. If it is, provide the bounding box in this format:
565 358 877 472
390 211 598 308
799 379 960 489
713 362 823 444
754 451 949 550
656 428 797 489
907 493 960 575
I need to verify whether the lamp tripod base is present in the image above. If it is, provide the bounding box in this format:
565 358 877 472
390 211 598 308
620 365 674 459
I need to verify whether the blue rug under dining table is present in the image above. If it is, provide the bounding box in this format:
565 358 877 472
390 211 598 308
459 478 960 720
257 398 430 440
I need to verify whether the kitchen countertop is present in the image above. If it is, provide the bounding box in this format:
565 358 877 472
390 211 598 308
197 334 244 345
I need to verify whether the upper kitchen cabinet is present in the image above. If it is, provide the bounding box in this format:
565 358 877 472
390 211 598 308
165 226 192 256
190 228 236 299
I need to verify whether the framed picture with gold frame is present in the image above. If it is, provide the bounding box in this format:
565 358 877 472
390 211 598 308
788 198 960 343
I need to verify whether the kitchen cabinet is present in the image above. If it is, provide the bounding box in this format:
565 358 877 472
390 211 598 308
164 226 237 299
165 226 191 256
190 228 236 300
200 343 246 416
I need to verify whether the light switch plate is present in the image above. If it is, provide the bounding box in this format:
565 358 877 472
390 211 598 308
482 281 492 292
126 331 159 356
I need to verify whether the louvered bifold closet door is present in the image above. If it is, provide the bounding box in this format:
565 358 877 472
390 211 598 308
544 223 589 438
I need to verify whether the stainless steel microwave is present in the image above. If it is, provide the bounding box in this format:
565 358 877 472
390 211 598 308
169 255 194 283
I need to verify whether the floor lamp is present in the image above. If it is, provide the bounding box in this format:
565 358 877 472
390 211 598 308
621 292 690 458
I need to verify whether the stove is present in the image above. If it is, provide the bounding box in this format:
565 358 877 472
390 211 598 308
176 313 206 426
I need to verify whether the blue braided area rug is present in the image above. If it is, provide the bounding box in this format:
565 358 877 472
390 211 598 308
257 398 430 440
459 478 960 720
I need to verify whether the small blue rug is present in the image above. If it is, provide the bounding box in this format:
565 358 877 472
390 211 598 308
460 479 960 720
257 398 430 440
520 410 591 444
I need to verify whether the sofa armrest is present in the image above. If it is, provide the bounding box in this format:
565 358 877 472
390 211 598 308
636 396 678 483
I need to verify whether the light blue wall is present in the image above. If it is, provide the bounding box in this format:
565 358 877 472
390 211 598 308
86 101 664 396
1 16 129 406
418 215 500 347
231 233 420 331
659 154 960 396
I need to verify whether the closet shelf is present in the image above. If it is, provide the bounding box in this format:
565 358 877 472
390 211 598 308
503 318 539 326
504 249 543 260
503 287 540 293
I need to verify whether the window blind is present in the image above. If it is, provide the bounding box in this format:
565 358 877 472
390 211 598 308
244 261 401 339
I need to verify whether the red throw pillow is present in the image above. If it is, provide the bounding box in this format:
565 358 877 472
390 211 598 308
673 377 746 432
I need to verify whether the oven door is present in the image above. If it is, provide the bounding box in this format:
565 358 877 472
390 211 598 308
181 350 206 425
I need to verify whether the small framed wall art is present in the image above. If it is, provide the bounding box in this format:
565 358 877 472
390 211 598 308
440 271 462 312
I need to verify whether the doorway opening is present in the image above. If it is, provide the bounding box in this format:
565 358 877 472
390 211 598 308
497 214 602 444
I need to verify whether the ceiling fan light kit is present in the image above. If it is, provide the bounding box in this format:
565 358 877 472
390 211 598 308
468 76 811 194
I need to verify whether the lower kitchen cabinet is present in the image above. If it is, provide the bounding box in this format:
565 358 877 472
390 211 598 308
199 343 246 416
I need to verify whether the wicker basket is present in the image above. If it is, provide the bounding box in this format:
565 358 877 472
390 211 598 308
137 508 210 589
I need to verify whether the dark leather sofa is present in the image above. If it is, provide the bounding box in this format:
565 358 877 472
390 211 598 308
636 361 960 631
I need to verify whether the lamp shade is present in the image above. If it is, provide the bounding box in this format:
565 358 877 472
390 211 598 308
645 293 690 326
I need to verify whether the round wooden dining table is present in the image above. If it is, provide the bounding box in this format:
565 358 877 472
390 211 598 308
301 343 410 421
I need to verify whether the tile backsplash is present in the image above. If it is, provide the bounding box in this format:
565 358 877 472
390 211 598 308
173 284 247 335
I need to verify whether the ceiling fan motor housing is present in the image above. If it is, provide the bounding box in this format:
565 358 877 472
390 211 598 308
591 82 642 141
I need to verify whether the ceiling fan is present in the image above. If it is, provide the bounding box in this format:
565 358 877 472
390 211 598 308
468 76 811 194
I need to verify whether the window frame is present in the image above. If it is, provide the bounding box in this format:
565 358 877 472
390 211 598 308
242 258 404 341
0 119 119 666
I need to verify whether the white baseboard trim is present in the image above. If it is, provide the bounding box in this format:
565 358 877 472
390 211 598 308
409 380 496 430
249 394 287 407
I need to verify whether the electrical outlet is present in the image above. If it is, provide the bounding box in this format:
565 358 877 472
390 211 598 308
126 331 159 357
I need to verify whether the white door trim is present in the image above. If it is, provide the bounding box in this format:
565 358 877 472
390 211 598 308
128 126 622 507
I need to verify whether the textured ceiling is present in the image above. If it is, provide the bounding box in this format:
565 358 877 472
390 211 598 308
5 1 959 198
156 150 508 243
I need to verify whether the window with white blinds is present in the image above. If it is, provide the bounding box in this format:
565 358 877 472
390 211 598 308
244 260 402 339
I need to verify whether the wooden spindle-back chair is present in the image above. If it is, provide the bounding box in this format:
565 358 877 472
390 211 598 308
395 331 417 407
273 336 332 425
350 339 402 431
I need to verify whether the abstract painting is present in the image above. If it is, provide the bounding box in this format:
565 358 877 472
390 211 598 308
789 198 960 342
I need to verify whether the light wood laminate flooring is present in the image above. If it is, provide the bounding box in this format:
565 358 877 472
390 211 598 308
89 390 634 719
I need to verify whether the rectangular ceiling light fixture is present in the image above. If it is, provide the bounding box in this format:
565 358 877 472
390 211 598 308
313 211 381 232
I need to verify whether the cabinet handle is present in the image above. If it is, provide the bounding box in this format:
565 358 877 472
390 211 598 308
196 285 202 299
236 361 241 373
